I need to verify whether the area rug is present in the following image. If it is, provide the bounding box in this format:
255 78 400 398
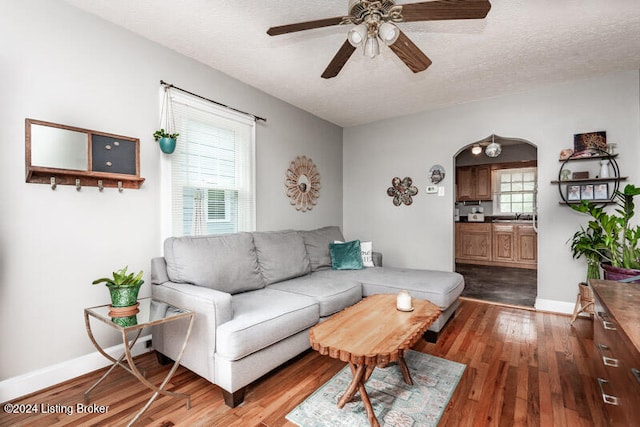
286 350 466 427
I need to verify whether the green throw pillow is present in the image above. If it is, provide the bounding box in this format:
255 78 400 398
329 240 364 270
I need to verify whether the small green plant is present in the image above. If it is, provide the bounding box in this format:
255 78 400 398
92 266 143 287
569 224 605 280
153 128 179 141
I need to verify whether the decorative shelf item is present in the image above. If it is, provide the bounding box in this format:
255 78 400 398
26 118 144 191
285 155 320 212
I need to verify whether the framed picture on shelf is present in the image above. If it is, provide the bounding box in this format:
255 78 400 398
574 131 606 154
594 183 609 200
580 184 594 200
567 185 581 201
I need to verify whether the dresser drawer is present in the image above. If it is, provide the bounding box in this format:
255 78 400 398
593 293 640 425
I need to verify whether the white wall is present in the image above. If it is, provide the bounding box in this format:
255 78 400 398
0 0 342 393
343 70 640 308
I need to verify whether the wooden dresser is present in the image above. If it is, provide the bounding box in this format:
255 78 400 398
590 280 640 425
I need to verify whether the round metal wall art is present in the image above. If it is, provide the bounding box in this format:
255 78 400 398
285 156 320 212
386 177 418 206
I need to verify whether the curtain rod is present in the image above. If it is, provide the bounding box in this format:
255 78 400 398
160 80 267 123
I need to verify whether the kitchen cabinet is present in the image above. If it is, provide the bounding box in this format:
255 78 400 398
590 280 640 425
456 222 537 269
455 223 492 262
456 165 492 201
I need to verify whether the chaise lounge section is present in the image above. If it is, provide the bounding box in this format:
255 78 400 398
150 226 463 407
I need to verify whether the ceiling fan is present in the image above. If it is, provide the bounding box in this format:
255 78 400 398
267 0 491 79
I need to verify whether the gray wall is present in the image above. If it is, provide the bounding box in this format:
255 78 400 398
343 70 640 309
0 0 342 385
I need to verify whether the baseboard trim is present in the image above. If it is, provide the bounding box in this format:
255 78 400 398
0 335 151 403
534 298 575 315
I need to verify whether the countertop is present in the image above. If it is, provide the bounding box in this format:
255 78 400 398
590 279 640 354
456 215 536 224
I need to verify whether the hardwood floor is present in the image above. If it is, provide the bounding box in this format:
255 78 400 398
0 299 608 427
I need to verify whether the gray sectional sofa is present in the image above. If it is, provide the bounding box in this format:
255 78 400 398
150 226 464 407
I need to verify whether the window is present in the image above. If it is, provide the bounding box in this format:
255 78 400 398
166 91 255 236
492 167 537 215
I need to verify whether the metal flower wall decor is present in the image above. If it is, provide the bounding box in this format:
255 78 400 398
386 177 418 206
285 155 320 212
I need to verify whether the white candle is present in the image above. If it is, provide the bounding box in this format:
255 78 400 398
397 290 412 311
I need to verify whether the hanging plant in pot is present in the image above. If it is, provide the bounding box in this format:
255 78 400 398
92 266 144 316
155 85 179 154
153 128 179 154
571 184 640 283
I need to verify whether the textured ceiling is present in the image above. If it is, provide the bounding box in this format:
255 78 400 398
63 0 640 127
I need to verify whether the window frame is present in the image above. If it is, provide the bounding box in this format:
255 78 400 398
492 165 538 216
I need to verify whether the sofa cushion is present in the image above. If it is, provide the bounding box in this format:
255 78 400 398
253 230 311 285
301 226 346 271
164 233 264 294
311 267 464 309
329 240 364 270
269 274 362 317
216 288 319 361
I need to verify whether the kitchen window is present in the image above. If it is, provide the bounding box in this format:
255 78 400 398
493 167 537 214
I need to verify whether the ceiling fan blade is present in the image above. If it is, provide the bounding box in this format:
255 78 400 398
388 30 432 73
267 17 345 36
401 0 491 22
321 40 357 79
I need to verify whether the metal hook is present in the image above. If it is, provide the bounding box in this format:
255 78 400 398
75 179 81 191
98 180 104 192
118 181 123 193
50 177 57 190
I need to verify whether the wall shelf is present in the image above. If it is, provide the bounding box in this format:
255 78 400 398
553 149 622 205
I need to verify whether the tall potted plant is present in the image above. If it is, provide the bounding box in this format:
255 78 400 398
571 184 640 282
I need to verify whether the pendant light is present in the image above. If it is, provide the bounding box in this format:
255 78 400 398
485 134 502 158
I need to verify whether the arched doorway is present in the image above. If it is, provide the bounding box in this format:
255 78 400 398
453 135 538 308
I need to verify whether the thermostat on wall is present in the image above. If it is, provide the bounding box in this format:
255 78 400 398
426 185 437 194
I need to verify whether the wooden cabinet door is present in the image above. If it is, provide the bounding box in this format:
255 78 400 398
516 225 537 265
456 223 492 261
493 224 516 262
475 165 492 200
456 167 474 201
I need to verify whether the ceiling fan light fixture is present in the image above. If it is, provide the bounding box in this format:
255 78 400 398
348 23 368 47
378 22 399 45
471 144 482 155
364 35 379 58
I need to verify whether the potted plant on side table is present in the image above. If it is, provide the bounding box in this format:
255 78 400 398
92 266 144 320
571 184 640 283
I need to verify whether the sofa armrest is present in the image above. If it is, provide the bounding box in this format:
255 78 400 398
151 281 233 382
373 251 383 267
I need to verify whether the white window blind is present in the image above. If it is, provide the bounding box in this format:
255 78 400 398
168 90 255 236
492 167 537 214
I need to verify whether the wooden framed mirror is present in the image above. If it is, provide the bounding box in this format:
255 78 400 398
25 119 144 190
285 155 320 211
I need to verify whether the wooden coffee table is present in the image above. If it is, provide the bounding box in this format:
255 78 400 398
309 293 441 427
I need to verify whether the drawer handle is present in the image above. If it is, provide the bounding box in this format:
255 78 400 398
596 343 619 367
633 368 640 384
597 378 619 405
597 311 617 331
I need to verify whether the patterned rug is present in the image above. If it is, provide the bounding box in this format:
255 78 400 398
286 350 466 427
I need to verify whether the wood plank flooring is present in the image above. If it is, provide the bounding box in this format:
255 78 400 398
0 299 608 427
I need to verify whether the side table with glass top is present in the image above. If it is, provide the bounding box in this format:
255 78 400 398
84 297 194 426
